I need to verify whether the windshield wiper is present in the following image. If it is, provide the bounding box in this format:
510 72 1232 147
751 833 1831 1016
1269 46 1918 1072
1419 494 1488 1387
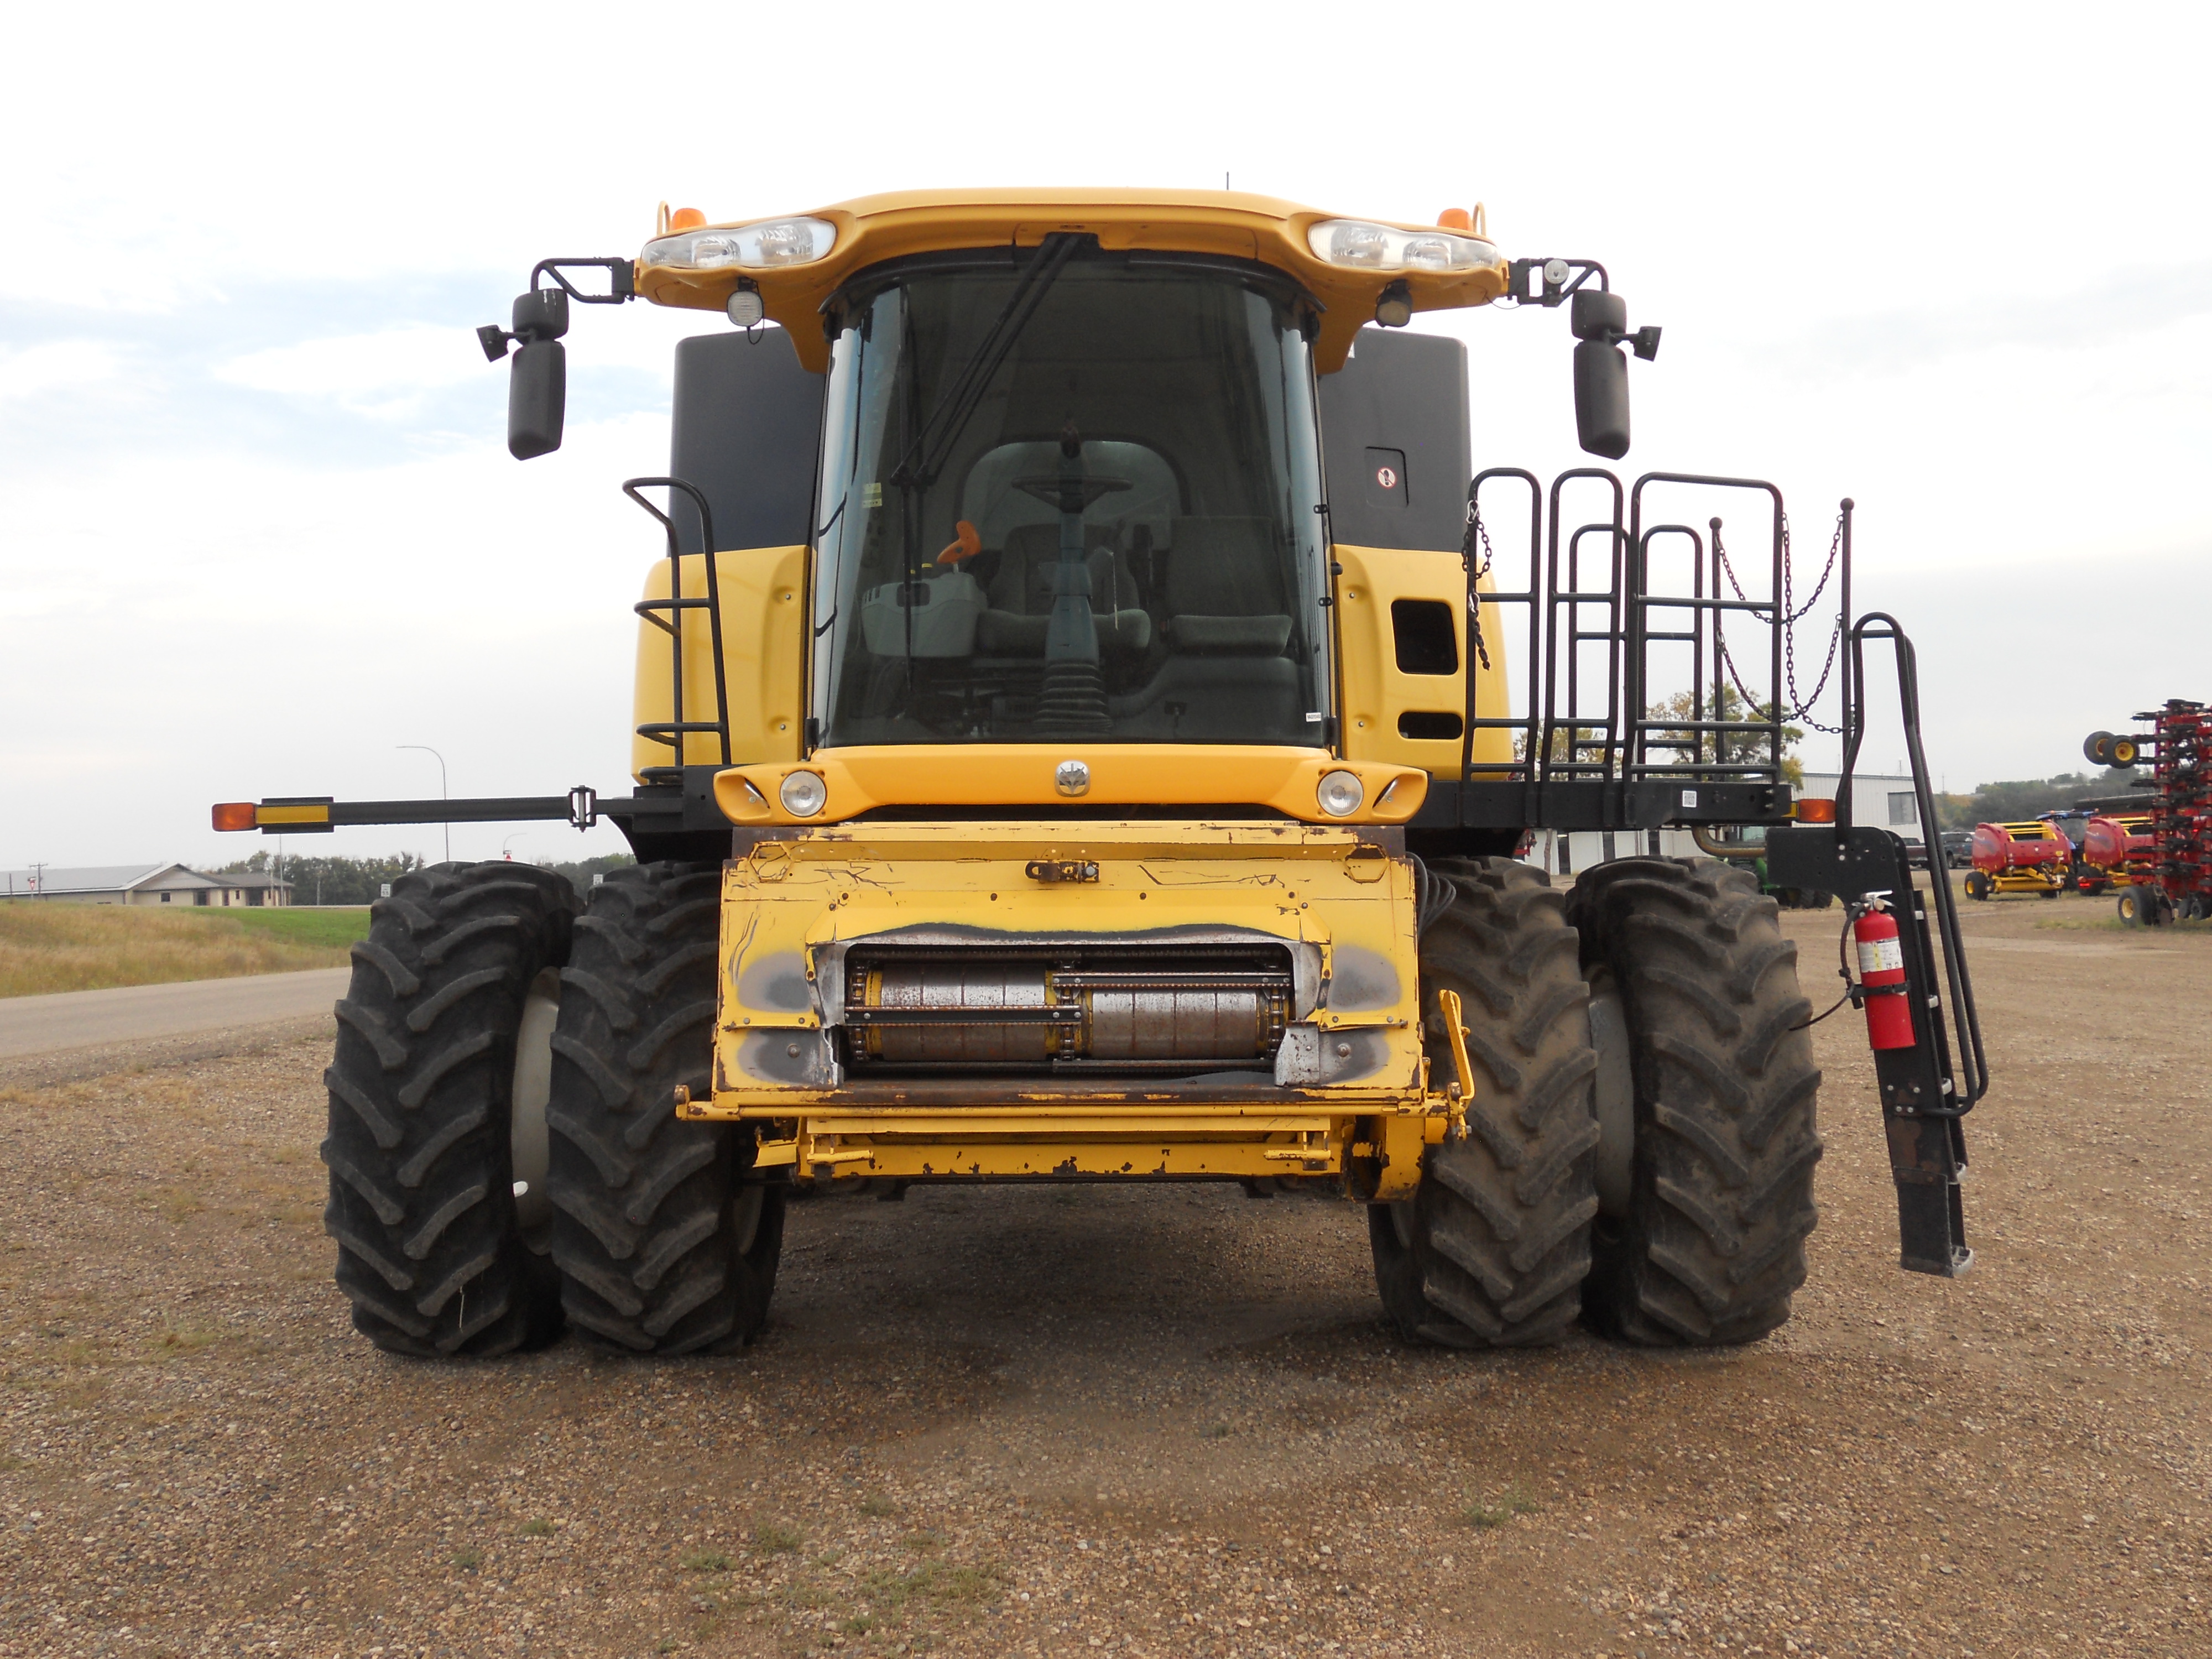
887 233 1082 494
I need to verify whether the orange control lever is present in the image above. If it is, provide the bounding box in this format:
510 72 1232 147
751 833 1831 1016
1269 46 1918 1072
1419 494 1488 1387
935 520 981 566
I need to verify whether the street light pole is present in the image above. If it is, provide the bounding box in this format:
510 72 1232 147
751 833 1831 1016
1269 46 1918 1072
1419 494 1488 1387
398 745 451 864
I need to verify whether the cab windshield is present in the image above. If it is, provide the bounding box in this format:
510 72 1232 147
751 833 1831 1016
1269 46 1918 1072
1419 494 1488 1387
810 247 1331 747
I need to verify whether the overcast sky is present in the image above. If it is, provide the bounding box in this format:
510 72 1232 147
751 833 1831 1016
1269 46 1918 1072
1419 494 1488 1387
3 2 2206 871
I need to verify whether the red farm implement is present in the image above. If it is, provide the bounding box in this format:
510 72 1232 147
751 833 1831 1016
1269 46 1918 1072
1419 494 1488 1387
2077 813 2151 900
1964 820 2066 901
2082 702 2212 925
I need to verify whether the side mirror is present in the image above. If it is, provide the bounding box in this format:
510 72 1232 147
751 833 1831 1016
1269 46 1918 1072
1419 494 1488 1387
1573 338 1630 460
508 338 566 460
1567 289 1655 461
481 288 571 460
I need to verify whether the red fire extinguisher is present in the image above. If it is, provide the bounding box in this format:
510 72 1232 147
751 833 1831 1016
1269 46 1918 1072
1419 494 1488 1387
1853 894 1916 1050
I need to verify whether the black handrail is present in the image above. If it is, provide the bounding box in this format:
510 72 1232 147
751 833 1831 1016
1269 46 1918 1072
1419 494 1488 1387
1840 612 1988 1109
624 477 733 769
1541 469 1627 786
1460 468 1543 825
1627 473 1787 785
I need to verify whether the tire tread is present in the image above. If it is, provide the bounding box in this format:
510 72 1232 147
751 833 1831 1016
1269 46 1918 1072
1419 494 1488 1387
320 860 576 1357
546 861 783 1355
1369 857 1599 1348
1568 857 1823 1347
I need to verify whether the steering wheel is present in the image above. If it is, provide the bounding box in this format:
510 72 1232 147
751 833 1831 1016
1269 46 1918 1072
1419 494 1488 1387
1013 476 1131 511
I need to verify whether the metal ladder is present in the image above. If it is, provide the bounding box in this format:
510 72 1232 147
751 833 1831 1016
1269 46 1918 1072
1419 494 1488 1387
624 476 733 780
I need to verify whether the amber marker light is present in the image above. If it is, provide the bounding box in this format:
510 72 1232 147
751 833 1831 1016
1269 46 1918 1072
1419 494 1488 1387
212 802 258 832
1796 797 1838 823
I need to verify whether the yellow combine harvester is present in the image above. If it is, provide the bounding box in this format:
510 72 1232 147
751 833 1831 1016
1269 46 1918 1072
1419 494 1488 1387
217 189 1984 1359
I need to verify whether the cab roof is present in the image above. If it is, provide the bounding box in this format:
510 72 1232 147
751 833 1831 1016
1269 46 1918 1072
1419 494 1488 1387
634 188 1509 373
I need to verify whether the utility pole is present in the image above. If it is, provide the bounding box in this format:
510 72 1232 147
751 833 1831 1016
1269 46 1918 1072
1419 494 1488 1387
29 861 46 900
398 745 451 863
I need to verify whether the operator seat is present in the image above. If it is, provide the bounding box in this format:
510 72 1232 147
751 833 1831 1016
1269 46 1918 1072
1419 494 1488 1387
975 521 1154 657
1107 515 1305 740
1162 517 1293 654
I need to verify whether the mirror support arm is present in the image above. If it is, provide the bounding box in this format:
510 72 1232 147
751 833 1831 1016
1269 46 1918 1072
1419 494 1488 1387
478 257 636 363
1507 255 1660 461
1506 256 1609 306
530 256 637 305
479 255 637 462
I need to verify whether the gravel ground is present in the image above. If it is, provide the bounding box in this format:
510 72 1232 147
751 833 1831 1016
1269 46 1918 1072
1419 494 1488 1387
1 894 2207 1658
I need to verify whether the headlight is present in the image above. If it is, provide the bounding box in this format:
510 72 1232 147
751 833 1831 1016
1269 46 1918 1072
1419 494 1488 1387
1317 770 1365 817
779 771 828 818
641 216 837 272
1307 219 1498 274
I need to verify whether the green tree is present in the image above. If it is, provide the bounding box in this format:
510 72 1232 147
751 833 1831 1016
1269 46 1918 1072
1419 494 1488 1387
538 853 638 900
1645 687 1806 786
216 851 428 906
1510 687 1804 784
1938 769 2143 829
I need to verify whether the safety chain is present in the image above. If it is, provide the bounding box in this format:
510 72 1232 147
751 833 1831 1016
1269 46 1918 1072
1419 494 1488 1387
1460 498 1495 671
1712 513 1845 735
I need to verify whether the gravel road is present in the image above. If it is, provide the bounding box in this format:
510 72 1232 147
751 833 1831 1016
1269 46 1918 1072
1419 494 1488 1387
1 894 2206 1657
0 968 350 1062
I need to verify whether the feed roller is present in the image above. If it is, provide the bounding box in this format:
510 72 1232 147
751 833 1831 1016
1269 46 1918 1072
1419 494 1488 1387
844 948 1292 1070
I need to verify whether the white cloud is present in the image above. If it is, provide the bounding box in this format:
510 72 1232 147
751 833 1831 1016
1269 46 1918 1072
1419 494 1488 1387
4 0 2211 869
216 325 489 418
0 340 127 403
0 583 103 622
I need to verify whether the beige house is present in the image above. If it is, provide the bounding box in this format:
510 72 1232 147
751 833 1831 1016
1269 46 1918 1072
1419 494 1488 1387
0 864 293 906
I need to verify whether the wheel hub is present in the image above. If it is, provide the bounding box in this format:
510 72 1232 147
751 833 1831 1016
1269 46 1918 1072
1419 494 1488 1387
1584 970 1635 1219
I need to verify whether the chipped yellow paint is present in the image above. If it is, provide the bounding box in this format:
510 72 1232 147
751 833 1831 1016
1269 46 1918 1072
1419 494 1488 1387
685 819 1464 1193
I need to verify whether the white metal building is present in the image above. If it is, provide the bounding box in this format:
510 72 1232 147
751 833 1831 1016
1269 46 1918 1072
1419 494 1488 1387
0 864 293 906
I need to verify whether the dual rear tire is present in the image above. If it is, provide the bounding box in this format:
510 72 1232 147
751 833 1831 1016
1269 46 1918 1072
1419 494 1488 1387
545 862 784 1354
1368 859 1598 1347
322 863 577 1357
1370 856 1823 1350
325 860 783 1359
328 853 1819 1359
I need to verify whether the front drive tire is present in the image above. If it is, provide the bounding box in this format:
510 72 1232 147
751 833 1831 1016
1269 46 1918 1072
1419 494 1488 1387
1567 858 1823 1347
545 862 785 1355
1369 858 1600 1348
322 862 578 1357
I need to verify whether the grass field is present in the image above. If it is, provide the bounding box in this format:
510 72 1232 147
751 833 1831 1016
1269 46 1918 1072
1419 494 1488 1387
0 902 370 998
